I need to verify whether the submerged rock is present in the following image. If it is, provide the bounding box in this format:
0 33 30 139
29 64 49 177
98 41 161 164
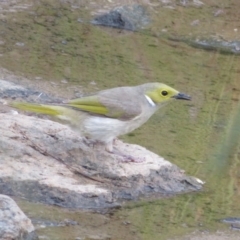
187 39 240 54
169 37 240 55
0 194 35 240
91 4 150 31
0 80 203 209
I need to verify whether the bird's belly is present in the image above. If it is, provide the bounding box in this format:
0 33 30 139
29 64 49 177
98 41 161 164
82 115 151 144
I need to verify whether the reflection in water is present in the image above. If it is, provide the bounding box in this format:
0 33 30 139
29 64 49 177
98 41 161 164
120 53 240 240
210 100 240 174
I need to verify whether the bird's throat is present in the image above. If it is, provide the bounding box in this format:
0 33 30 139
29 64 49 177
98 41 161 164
144 95 156 107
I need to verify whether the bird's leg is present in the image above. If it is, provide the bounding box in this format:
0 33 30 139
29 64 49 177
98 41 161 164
104 139 145 163
105 141 113 153
112 138 118 146
82 137 95 148
83 137 106 150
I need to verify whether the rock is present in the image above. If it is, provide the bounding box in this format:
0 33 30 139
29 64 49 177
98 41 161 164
0 79 62 104
91 4 150 31
169 37 240 55
179 0 204 7
0 80 203 209
32 218 78 228
221 217 240 230
190 19 200 26
188 39 240 54
0 194 36 240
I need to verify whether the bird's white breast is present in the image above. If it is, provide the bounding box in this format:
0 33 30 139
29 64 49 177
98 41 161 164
82 104 158 144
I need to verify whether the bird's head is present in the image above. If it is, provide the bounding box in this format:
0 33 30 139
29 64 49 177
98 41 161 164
145 83 191 105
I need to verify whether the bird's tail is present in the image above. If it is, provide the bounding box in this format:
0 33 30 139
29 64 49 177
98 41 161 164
10 101 86 128
10 102 63 116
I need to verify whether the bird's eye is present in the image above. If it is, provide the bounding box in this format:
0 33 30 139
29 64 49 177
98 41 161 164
161 90 168 96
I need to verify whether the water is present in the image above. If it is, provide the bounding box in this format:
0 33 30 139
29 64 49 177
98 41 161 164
1 0 240 239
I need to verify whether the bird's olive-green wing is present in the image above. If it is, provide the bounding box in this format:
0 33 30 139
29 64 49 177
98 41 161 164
68 96 109 115
67 87 143 120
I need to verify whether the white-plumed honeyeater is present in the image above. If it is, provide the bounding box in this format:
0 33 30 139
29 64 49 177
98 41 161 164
11 83 191 160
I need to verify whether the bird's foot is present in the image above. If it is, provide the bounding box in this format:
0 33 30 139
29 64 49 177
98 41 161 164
82 137 93 147
112 149 145 163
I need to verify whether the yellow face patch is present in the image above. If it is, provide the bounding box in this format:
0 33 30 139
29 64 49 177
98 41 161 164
145 84 179 104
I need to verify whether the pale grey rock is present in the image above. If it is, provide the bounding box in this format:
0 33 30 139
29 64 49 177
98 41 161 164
0 194 35 240
0 79 203 209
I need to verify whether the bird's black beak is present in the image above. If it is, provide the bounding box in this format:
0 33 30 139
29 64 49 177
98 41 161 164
173 92 191 100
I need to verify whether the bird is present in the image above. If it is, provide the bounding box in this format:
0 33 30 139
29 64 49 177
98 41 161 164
11 83 191 161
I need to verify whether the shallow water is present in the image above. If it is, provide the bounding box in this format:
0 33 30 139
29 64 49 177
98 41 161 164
1 0 240 239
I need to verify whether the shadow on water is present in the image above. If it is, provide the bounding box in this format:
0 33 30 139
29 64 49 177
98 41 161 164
1 0 240 239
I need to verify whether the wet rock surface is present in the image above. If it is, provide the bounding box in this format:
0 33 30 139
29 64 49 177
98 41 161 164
221 217 240 231
0 79 203 209
0 194 36 240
